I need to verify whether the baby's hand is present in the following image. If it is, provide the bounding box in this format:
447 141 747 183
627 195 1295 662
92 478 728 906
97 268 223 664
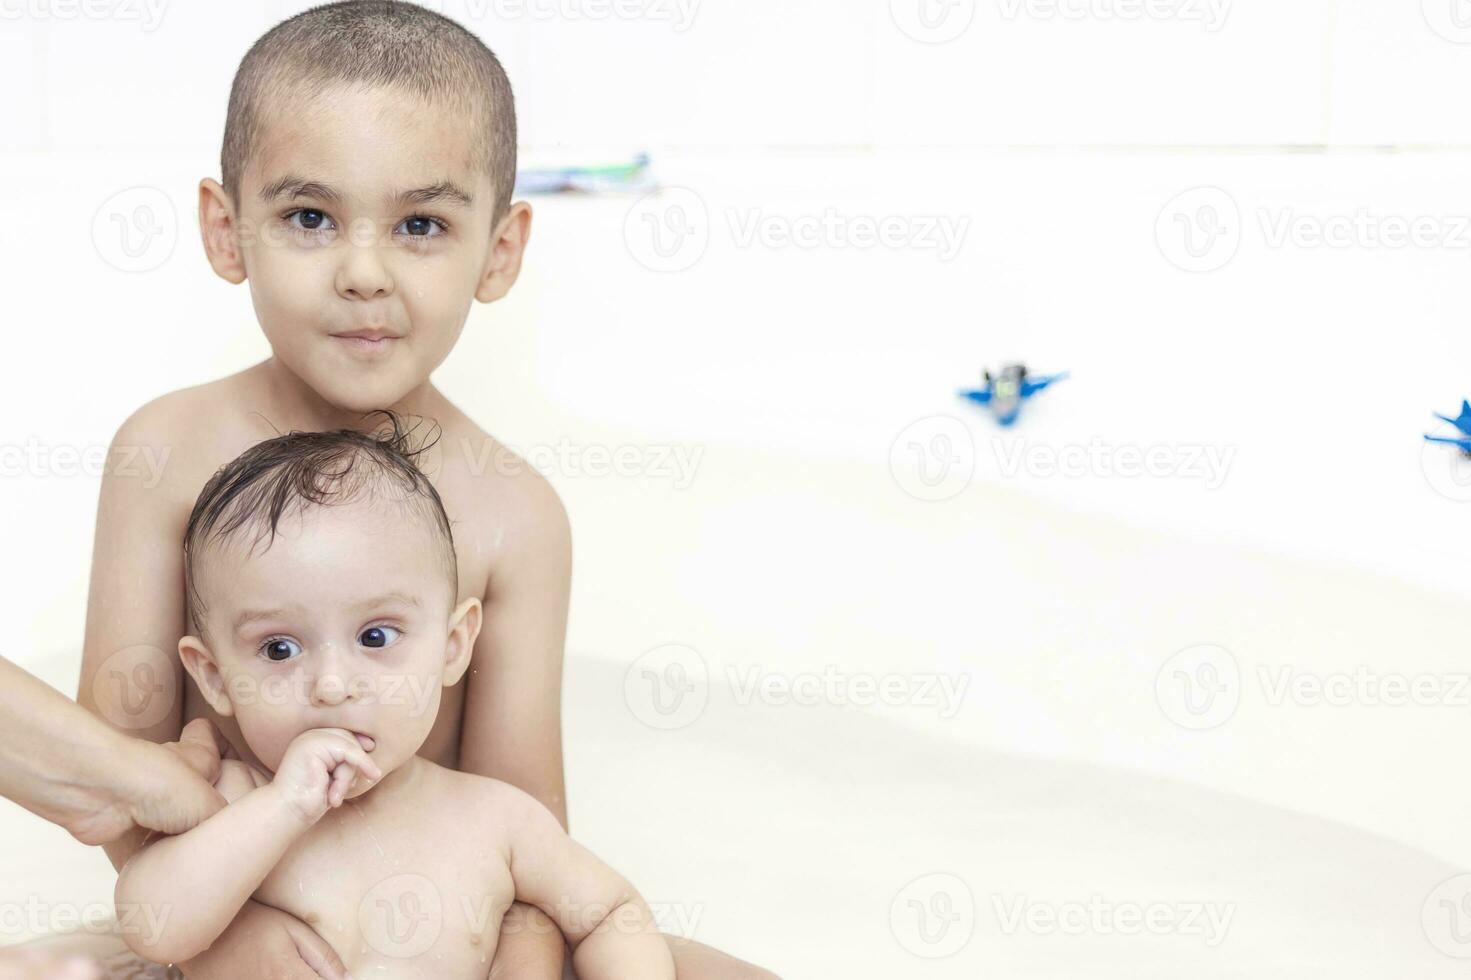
271 728 382 823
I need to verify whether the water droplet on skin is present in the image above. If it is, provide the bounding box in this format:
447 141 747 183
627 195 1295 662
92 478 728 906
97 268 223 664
347 800 388 860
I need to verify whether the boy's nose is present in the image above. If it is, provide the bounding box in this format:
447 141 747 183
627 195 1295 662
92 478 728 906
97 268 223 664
334 223 394 301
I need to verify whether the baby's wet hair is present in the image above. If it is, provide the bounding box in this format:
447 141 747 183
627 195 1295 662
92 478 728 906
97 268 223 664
183 410 457 633
221 0 518 221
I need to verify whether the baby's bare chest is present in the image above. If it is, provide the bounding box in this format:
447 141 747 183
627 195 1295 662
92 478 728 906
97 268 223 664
252 804 516 978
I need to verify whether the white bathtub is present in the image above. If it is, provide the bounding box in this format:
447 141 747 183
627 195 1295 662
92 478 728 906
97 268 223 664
3 146 1469 976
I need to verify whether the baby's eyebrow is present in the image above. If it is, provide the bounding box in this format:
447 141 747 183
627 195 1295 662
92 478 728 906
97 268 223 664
353 591 422 610
230 592 419 636
233 606 293 634
258 174 473 209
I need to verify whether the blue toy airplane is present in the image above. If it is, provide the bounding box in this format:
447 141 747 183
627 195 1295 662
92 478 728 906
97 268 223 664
958 364 1068 427
1424 400 1471 455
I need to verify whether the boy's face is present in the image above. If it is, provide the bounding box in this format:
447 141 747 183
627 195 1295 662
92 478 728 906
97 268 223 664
182 496 478 798
222 83 521 413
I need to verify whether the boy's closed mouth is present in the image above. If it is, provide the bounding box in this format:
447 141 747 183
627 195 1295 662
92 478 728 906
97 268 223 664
330 327 402 354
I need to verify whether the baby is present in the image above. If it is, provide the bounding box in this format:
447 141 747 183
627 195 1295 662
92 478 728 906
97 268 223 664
114 416 675 980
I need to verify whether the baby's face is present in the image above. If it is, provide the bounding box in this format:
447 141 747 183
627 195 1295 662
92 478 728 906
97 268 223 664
231 83 504 412
189 497 472 798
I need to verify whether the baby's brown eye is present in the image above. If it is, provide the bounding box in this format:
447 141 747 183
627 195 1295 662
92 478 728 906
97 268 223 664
360 626 400 648
264 639 300 662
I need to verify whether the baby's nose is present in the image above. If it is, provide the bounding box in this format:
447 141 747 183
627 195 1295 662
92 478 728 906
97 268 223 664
309 671 351 706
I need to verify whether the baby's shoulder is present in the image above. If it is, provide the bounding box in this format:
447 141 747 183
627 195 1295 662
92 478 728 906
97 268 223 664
422 764 545 827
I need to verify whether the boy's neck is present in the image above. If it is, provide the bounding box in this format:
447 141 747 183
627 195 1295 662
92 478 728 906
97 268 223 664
256 356 442 433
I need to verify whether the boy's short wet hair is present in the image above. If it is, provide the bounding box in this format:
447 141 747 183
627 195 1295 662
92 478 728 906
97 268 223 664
183 411 458 633
221 0 517 221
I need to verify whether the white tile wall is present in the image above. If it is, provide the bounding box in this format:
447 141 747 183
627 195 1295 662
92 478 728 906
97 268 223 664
1328 0 1471 145
874 0 1336 146
25 2 1471 154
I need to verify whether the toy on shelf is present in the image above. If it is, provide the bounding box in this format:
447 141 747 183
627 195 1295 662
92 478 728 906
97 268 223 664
514 152 654 195
958 364 1068 427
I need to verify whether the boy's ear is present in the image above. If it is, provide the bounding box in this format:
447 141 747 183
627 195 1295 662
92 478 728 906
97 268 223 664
198 178 247 285
178 635 235 717
442 597 484 687
474 201 532 304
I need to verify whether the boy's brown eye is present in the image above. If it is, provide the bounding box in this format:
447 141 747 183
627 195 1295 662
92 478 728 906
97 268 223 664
298 210 325 229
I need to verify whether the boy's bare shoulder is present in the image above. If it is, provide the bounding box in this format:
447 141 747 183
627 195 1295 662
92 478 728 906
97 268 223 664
109 368 281 498
429 408 571 563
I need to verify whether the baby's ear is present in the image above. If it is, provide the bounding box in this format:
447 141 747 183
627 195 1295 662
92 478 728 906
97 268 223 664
442 597 483 687
178 635 234 717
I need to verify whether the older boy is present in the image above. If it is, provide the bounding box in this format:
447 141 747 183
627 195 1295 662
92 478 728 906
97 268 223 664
78 2 775 977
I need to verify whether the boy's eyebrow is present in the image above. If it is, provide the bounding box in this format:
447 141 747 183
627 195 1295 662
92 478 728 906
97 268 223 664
259 175 473 209
259 175 343 206
395 180 474 209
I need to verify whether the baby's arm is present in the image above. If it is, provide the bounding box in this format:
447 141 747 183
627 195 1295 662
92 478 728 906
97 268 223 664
495 783 675 980
115 729 380 964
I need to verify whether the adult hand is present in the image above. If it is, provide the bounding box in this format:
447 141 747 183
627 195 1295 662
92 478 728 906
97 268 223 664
0 657 223 845
62 718 227 846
